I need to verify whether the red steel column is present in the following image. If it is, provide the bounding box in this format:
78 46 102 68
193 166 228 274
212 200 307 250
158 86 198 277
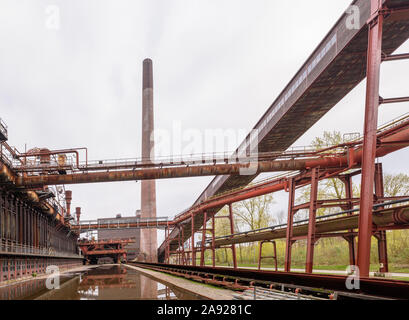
357 0 383 278
165 227 169 264
141 58 157 263
200 211 207 266
191 213 196 266
284 178 295 272
212 214 216 267
177 226 182 264
228 204 238 269
305 168 319 273
272 241 278 271
258 241 264 270
181 226 186 265
374 163 388 273
344 174 357 266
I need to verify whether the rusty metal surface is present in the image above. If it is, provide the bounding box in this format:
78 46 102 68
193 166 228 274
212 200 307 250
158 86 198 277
158 0 409 261
132 261 409 299
158 116 409 260
193 0 409 207
12 117 409 187
212 204 409 247
357 0 384 278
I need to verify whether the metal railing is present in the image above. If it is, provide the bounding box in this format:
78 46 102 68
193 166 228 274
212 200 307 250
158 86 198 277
11 147 346 175
72 216 171 231
0 242 82 258
0 117 8 140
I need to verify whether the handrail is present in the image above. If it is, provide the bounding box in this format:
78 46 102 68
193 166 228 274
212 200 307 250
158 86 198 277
0 241 82 258
0 117 8 138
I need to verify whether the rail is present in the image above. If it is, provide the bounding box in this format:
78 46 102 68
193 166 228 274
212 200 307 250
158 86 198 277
11 147 347 175
131 262 409 300
0 117 7 140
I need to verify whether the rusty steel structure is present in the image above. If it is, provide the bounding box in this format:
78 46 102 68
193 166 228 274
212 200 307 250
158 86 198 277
78 239 134 264
130 262 409 300
0 145 83 283
156 0 409 284
0 124 84 283
158 113 409 266
0 0 409 299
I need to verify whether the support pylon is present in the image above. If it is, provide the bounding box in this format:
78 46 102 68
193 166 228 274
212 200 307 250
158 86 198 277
342 174 357 266
200 211 207 266
374 163 388 273
305 167 319 273
357 0 383 277
284 178 296 272
228 204 238 269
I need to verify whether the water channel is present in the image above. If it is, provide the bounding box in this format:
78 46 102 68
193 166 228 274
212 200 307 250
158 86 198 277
0 264 203 300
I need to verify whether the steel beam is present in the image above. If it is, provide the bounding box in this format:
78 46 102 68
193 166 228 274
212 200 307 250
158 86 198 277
305 167 319 273
343 174 357 266
382 53 409 61
284 178 296 272
357 0 383 278
374 163 388 273
200 211 207 267
213 205 409 247
379 96 409 104
15 121 409 188
228 204 238 269
191 213 195 266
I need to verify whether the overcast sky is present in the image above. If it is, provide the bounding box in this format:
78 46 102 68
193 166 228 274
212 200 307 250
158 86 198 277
1 1 408 243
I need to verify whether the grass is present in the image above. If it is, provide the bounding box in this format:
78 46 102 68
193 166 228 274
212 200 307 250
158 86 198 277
207 261 409 274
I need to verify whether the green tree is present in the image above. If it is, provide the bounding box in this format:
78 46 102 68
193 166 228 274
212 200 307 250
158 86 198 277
234 194 275 231
384 173 409 198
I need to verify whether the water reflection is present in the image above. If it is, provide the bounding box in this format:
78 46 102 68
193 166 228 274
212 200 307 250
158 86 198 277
0 265 202 300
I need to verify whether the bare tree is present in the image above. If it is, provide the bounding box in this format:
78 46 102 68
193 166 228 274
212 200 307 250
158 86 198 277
233 194 275 231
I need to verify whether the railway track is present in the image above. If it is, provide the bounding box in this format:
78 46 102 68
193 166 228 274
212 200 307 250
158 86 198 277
129 262 409 300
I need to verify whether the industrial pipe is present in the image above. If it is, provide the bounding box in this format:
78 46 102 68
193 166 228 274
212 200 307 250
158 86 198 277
213 205 409 247
14 120 409 188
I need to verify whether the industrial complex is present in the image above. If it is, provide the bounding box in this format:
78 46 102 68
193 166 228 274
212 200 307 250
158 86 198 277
1 0 409 301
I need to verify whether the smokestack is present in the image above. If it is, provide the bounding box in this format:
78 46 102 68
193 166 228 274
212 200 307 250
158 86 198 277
65 190 72 218
141 58 157 262
75 207 81 223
